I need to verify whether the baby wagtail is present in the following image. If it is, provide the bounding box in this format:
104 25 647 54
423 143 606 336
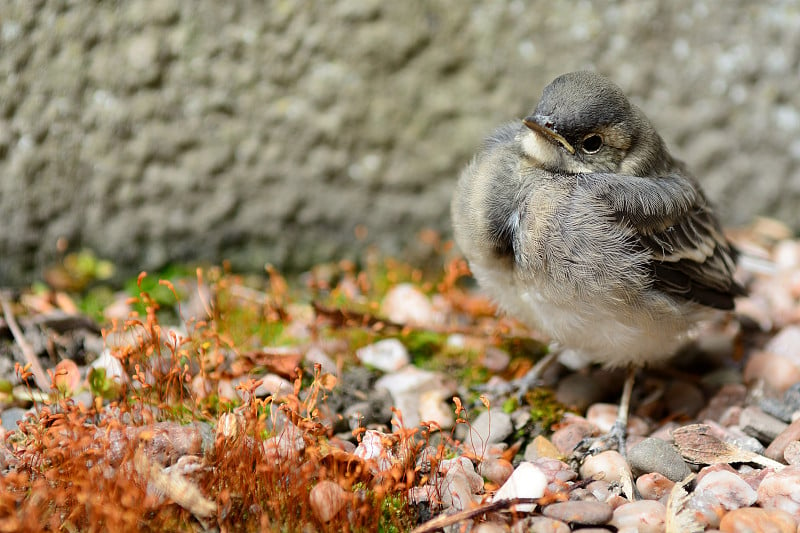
451 71 744 455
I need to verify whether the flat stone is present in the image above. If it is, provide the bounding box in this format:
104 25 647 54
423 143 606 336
765 417 800 462
627 437 691 482
609 500 666 533
719 506 797 533
542 500 613 525
739 406 788 443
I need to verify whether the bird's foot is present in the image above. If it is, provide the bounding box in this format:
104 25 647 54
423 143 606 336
571 420 628 463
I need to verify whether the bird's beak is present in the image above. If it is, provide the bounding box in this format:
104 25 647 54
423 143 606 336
523 116 575 154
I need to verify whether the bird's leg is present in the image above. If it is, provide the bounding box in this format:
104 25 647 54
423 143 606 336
475 349 559 404
573 365 637 460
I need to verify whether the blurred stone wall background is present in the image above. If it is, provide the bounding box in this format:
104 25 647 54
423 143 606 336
1 1 799 285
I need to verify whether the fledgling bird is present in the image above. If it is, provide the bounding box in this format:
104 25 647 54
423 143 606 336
451 71 744 455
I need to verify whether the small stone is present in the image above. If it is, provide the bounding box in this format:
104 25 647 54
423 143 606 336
356 338 410 372
739 406 789 443
309 480 348 522
556 373 608 411
580 450 632 487
380 283 443 327
719 506 797 533
784 440 800 465
542 501 613 525
304 346 338 376
695 469 757 510
609 500 666 533
472 522 506 533
53 359 81 395
482 346 511 372
533 457 578 485
0 407 29 432
375 366 454 428
627 437 691 482
582 480 612 503
253 373 294 398
757 465 800 520
765 418 800 462
418 389 455 429
765 325 800 364
687 490 725 529
698 383 747 421
551 416 597 456
442 462 482 511
510 516 570 533
635 472 675 501
524 435 562 461
744 351 800 393
492 462 547 513
478 457 514 486
354 430 394 472
466 408 513 455
664 380 706 418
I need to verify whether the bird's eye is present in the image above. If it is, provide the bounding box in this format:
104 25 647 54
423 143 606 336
581 134 603 154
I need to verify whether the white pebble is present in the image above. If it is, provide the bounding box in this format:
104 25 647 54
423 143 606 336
492 462 547 512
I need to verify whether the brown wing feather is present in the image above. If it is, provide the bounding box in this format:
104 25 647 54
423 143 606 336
583 172 745 309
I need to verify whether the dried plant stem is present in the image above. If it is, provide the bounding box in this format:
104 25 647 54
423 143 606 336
1 294 50 391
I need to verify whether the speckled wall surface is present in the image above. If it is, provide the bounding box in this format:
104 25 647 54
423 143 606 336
1 1 798 284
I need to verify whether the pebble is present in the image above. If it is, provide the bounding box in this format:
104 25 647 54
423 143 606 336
510 516 570 533
304 345 338 376
757 465 800 520
743 351 800 393
555 372 608 412
627 437 691 481
90 348 129 384
417 389 455 429
0 407 29 433
635 472 675 501
738 406 788 443
375 366 454 428
695 469 757 510
609 500 666 533
580 450 633 487
478 457 514 486
664 380 706 418
551 416 597 456
492 461 547 513
442 457 483 511
542 501 613 525
253 373 294 398
524 435 562 461
584 480 613 503
353 430 394 472
356 338 410 372
533 457 578 487
719 506 797 533
472 522 506 533
784 440 800 465
379 283 443 327
697 383 747 421
764 325 800 365
53 359 81 395
482 346 511 372
764 417 800 462
465 408 513 456
309 480 348 522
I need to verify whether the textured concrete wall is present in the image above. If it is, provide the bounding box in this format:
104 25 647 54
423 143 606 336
1 1 799 285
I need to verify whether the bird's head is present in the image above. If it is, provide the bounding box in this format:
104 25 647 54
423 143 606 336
518 71 674 176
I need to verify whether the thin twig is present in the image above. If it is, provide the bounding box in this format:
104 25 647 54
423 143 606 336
0 294 50 391
411 498 542 533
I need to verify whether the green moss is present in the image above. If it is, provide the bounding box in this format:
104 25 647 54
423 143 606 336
524 388 566 432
